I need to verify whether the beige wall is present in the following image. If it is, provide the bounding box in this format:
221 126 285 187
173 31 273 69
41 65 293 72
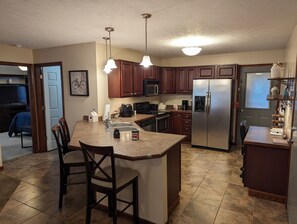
0 44 33 64
33 42 97 132
161 49 285 67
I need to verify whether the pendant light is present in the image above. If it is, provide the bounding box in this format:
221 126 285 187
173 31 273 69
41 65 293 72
105 27 117 69
102 37 112 74
140 13 153 68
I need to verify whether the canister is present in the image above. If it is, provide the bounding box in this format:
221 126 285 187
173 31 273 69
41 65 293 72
132 130 139 141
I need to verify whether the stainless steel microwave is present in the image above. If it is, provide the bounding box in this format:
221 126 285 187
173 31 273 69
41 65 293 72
143 80 160 96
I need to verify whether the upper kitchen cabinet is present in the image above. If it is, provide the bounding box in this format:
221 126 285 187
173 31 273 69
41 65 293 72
108 60 143 98
216 64 238 79
143 65 160 80
196 66 216 79
175 67 196 94
161 67 176 94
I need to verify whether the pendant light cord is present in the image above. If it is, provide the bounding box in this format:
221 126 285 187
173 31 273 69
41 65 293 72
109 31 112 59
145 17 147 53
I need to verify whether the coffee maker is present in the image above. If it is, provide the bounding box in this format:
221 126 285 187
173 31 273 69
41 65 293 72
182 100 189 110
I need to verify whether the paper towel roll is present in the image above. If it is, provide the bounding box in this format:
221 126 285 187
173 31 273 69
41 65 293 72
103 104 110 121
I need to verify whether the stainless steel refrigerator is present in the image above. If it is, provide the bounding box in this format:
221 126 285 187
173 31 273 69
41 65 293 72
192 79 232 151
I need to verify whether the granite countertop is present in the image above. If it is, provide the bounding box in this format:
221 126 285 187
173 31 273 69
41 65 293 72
69 119 186 161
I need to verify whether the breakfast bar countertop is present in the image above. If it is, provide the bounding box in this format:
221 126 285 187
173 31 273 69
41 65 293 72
69 119 186 161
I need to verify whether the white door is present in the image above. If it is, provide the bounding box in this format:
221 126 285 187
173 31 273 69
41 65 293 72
42 66 63 151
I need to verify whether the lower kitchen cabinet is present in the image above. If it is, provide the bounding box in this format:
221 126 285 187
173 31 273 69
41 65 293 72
243 126 290 204
170 111 192 142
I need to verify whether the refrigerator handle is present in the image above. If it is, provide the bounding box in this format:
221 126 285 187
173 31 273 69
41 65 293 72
206 92 210 115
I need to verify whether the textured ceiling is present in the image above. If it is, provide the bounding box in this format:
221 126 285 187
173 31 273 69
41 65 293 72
1 0 297 58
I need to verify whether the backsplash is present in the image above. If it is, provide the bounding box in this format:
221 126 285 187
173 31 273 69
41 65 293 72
108 94 192 114
160 94 192 107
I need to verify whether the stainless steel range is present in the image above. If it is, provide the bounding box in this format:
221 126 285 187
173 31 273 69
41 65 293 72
133 102 170 133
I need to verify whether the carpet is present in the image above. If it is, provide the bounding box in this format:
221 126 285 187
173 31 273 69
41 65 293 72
0 132 32 161
0 173 20 211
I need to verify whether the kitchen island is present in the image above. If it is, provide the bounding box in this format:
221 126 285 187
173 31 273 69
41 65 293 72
243 126 291 203
69 118 186 224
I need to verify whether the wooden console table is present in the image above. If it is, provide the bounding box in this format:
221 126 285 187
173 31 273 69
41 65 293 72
243 126 291 204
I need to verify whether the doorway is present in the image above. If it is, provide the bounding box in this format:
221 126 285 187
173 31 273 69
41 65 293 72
237 65 276 143
33 62 64 152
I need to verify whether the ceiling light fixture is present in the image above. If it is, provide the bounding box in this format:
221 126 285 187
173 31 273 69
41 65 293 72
140 13 153 68
182 47 202 56
18 66 28 71
105 27 117 69
102 37 112 74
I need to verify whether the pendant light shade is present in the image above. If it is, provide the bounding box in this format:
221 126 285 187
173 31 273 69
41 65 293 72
140 55 153 68
105 27 117 69
102 37 112 74
182 47 202 56
106 58 117 69
140 13 153 68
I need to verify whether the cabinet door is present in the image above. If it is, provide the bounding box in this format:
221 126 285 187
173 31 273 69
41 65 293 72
151 66 160 80
171 112 182 134
187 67 197 92
161 68 176 94
216 64 238 79
120 61 134 97
133 63 144 96
176 68 188 94
197 66 215 79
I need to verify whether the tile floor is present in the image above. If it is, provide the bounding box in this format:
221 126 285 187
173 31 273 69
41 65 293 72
0 144 289 224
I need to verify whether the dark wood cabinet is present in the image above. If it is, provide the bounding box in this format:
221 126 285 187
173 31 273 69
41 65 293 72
108 60 143 98
197 66 215 79
175 67 196 94
182 113 192 142
143 65 160 80
170 111 192 141
171 112 182 134
187 67 197 92
216 64 238 79
161 68 176 94
243 126 290 203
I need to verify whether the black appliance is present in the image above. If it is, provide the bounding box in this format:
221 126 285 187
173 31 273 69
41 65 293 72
143 80 160 96
119 104 133 117
182 100 189 110
134 102 169 132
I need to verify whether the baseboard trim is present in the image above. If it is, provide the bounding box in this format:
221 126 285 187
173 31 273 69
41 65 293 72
248 188 287 204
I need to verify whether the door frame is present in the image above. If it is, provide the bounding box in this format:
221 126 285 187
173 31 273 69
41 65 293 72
33 62 64 153
236 63 272 144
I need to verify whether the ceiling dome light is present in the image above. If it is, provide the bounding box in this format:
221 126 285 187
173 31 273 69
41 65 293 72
182 47 202 56
140 13 153 68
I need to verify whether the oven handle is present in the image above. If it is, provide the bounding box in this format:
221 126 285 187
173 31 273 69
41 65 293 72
155 114 170 120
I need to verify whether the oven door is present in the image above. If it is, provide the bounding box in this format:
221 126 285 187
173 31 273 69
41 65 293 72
156 114 170 133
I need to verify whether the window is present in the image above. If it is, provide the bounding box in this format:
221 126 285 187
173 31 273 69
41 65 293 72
245 72 270 109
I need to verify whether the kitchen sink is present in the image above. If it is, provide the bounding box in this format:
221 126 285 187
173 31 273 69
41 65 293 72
109 122 133 127
114 126 139 132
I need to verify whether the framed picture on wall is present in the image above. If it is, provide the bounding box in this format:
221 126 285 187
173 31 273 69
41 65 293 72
69 70 89 96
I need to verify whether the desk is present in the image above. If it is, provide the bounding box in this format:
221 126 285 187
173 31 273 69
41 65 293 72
69 120 185 224
243 126 291 203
